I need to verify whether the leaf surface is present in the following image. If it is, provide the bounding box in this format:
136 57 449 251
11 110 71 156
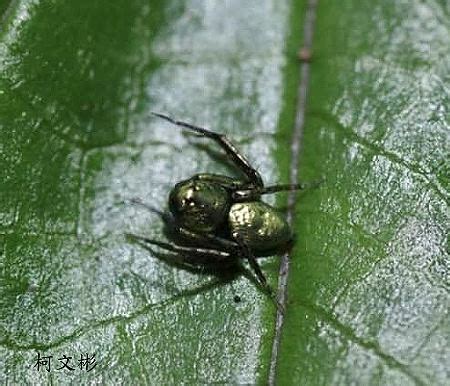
1 0 448 385
0 0 292 383
277 1 449 384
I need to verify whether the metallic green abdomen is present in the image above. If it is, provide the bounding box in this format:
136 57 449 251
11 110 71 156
228 202 292 253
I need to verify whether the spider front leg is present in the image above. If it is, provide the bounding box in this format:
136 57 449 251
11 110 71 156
151 112 264 188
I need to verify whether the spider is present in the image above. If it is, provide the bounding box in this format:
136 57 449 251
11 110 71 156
128 112 319 302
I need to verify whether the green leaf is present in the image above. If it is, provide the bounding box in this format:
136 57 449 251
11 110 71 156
1 0 448 385
0 0 290 383
277 0 449 385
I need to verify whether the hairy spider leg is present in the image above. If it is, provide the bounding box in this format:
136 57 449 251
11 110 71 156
151 112 264 188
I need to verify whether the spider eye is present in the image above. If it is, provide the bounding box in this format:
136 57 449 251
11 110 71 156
179 197 196 211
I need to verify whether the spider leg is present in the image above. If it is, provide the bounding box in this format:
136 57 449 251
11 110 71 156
259 177 325 195
127 232 282 310
231 232 272 293
162 228 283 311
175 226 239 249
191 173 243 190
126 233 232 264
231 232 284 312
172 227 279 291
126 198 179 235
127 198 168 219
152 112 263 187
168 226 276 300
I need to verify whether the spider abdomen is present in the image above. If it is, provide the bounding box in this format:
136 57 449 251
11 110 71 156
228 202 292 254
